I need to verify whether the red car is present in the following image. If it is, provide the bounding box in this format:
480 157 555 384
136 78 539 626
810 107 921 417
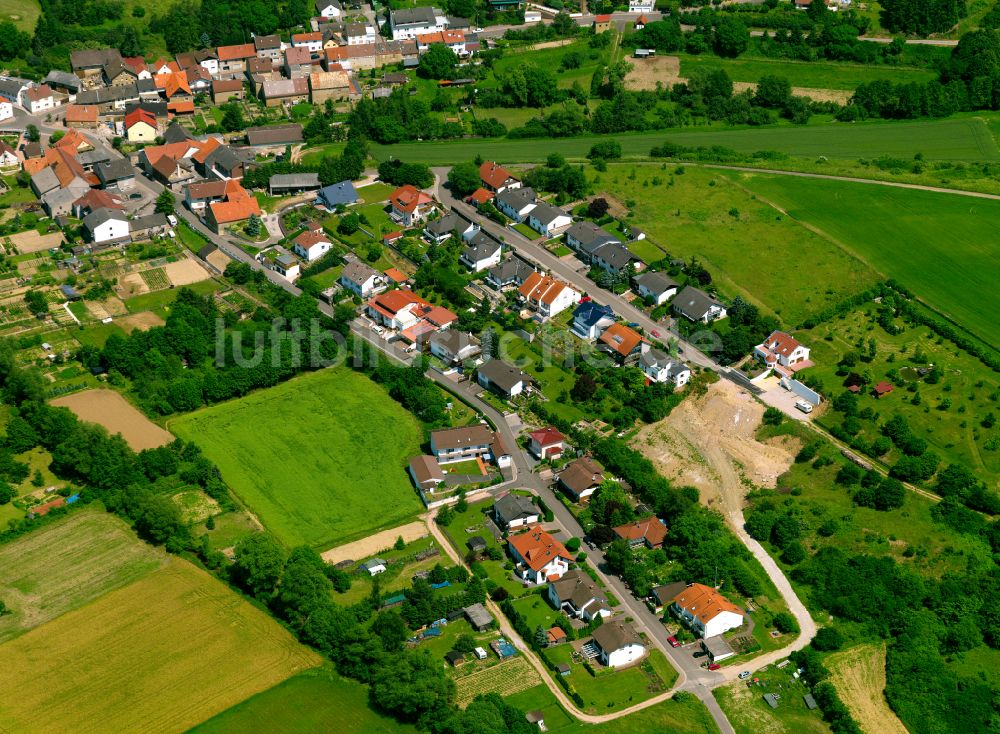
708 663 721 671
652 330 661 337
667 636 680 648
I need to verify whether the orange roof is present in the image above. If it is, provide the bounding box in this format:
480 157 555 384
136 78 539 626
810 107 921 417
64 104 98 124
529 427 565 447
368 288 429 317
150 57 180 72
672 583 743 623
217 43 256 61
53 129 89 152
519 271 571 307
29 146 86 187
442 30 465 44
384 267 407 283
293 32 322 42
389 184 433 214
208 181 260 224
125 108 156 130
155 71 192 97
636 14 648 23
416 31 444 44
168 99 195 113
760 330 803 358
123 56 147 73
294 230 330 250
595 13 612 21
74 188 124 212
599 322 645 358
424 305 457 327
479 161 515 189
191 136 222 164
469 188 493 204
508 530 570 572
613 518 667 546
325 47 350 62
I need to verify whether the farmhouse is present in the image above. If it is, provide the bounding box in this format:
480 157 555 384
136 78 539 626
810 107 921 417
673 285 727 324
493 493 539 530
340 260 386 297
428 329 480 365
95 159 137 192
408 454 445 492
25 85 55 115
754 330 811 370
460 231 502 272
389 184 436 226
633 271 678 306
479 160 520 193
592 621 646 668
547 570 611 622
476 358 534 398
429 424 510 468
640 349 691 388
508 529 571 584
519 272 580 320
671 583 744 638
612 517 667 549
599 322 648 365
528 427 566 460
558 456 604 501
64 104 99 128
571 301 616 341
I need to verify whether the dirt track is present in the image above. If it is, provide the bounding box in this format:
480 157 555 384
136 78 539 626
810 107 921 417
320 521 428 564
51 389 173 451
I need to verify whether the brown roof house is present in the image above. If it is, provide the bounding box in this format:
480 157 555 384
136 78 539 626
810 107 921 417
476 359 534 399
428 424 511 469
408 455 444 495
592 620 645 668
612 517 667 549
558 457 604 502
547 569 611 622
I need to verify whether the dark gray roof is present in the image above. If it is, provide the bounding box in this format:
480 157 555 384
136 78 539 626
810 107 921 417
462 230 501 261
341 260 380 285
204 145 249 174
96 158 135 184
429 329 479 355
130 212 169 231
592 620 642 653
478 358 532 393
633 270 677 296
527 201 566 226
425 210 473 237
70 48 121 70
316 0 342 10
124 102 167 118
566 220 619 253
44 70 82 92
30 167 60 195
550 570 607 611
135 78 157 94
391 6 438 25
269 172 320 188
246 124 304 146
573 301 615 328
591 242 637 271
83 207 127 230
463 602 493 628
672 285 723 321
494 493 537 525
318 180 359 207
78 149 113 168
76 84 139 105
496 186 536 211
640 349 688 380
446 15 470 27
488 257 535 286
651 581 687 606
0 76 28 99
103 60 136 81
163 121 194 144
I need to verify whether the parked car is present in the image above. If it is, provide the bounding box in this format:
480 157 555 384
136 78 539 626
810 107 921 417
708 663 721 671
738 671 752 680
667 636 680 648
652 329 661 337
693 650 708 658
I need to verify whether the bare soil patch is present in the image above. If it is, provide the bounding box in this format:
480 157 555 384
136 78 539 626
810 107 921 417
118 310 166 333
320 521 428 565
828 643 908 734
51 389 173 451
8 230 64 254
118 272 150 298
631 380 799 515
206 248 232 272
165 258 212 286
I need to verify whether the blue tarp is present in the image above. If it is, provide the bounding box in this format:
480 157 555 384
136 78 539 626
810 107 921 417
66 494 80 504
430 581 451 589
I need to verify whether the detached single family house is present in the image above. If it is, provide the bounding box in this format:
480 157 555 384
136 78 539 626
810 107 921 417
548 570 611 623
340 259 386 297
754 330 810 370
428 329 480 365
671 583 745 639
460 231 502 272
83 207 130 245
598 322 648 365
423 209 477 244
429 424 511 468
477 358 533 399
527 427 566 460
408 454 445 492
389 184 436 226
495 186 536 223
571 301 616 341
317 179 360 210
493 493 539 530
558 456 604 501
612 517 667 549
640 349 691 388
292 230 333 262
526 202 572 237
632 271 678 306
672 285 727 324
508 529 571 584
479 160 520 193
592 621 646 668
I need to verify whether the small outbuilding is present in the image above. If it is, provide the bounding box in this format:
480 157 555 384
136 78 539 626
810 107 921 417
467 535 487 554
803 693 818 710
445 650 466 667
463 602 494 631
362 557 387 576
763 693 779 709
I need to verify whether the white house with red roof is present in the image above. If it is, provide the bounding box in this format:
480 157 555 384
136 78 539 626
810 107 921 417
508 529 572 584
479 161 520 193
671 583 745 638
292 230 333 262
389 184 436 226
366 288 456 342
528 427 566 460
518 272 580 320
754 330 810 371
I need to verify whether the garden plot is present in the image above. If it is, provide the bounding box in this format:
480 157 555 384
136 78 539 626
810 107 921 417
165 258 212 286
8 230 64 254
51 389 174 451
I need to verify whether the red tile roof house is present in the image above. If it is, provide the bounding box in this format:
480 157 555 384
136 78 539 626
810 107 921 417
518 272 581 321
508 529 572 584
612 517 668 549
389 184 436 227
528 427 566 460
365 288 456 342
754 330 811 374
479 161 521 193
291 230 333 262
203 180 261 234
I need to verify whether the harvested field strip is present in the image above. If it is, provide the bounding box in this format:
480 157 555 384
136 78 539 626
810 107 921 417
0 510 167 643
454 656 541 707
0 558 321 734
51 388 173 451
828 643 907 734
320 521 428 564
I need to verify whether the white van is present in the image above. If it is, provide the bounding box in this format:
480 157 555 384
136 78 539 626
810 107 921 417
795 400 813 414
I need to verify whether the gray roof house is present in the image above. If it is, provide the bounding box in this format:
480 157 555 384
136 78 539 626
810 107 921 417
526 201 571 236
672 285 728 324
129 212 170 239
268 172 321 195
487 257 535 289
42 187 85 217
30 167 60 197
495 186 537 222
632 271 678 305
493 493 539 530
476 358 534 398
317 180 360 209
95 159 136 190
428 329 480 365
591 241 641 275
565 220 619 258
640 349 691 387
44 70 82 94
424 210 477 243
163 121 194 144
246 124 304 146
460 231 502 272
548 570 611 622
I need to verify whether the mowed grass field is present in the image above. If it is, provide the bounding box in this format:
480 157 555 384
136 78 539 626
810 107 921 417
730 172 1000 347
827 644 908 734
190 668 417 734
678 55 938 91
0 558 320 733
593 166 880 325
371 117 1000 164
170 368 425 549
0 510 167 643
0 0 40 31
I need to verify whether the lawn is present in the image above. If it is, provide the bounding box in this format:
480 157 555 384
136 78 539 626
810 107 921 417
730 171 1000 347
299 141 346 166
715 674 830 734
594 166 880 325
0 558 321 733
124 278 220 315
189 667 416 734
169 368 425 549
678 54 937 91
489 40 610 91
356 182 396 204
72 322 127 348
500 336 585 423
0 0 40 33
792 310 1000 487
513 222 540 240
0 510 167 643
372 117 1000 164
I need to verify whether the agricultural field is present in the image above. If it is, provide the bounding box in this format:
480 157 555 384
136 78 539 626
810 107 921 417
793 308 1000 487
715 673 830 734
51 388 174 452
731 172 1000 347
372 117 1000 164
190 667 417 734
0 510 167 643
0 558 321 733
593 165 880 326
827 644 907 734
454 656 541 707
678 55 938 92
169 368 425 549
